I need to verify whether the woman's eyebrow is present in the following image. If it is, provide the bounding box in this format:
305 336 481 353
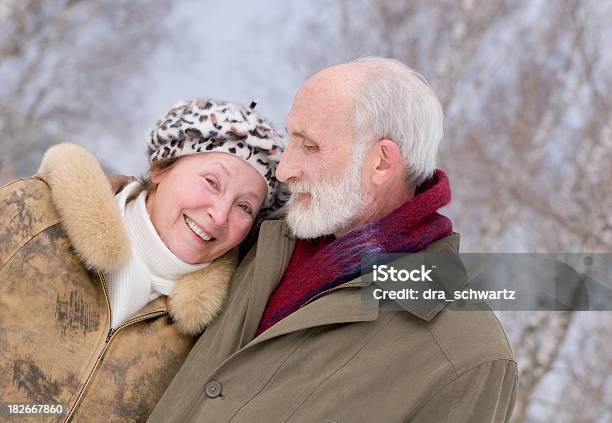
209 162 263 201
241 191 263 201
209 162 230 176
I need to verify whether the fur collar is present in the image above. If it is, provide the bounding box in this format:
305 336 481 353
37 143 237 336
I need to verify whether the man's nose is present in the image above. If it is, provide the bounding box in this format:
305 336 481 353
276 143 303 182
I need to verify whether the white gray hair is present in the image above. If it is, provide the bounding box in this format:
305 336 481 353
350 57 444 185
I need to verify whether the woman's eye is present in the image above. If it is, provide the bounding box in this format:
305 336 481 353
238 203 254 216
205 177 218 189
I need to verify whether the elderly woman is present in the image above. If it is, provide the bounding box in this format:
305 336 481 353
0 99 288 422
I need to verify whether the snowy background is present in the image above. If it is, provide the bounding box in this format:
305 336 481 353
1 1 611 421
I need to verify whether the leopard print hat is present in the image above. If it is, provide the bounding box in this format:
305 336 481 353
148 98 290 219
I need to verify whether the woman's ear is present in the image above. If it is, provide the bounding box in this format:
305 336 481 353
149 158 179 186
150 168 162 184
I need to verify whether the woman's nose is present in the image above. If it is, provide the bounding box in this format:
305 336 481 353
206 200 232 227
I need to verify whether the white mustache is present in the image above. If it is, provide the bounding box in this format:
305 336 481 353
288 181 315 194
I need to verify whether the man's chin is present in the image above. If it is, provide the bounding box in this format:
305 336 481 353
287 224 327 240
293 192 312 206
286 209 338 239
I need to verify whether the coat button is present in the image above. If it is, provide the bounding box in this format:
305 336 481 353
205 381 222 398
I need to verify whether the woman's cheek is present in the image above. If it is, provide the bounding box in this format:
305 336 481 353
225 217 242 243
238 220 254 241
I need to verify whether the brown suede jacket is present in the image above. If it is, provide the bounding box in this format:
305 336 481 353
0 143 237 422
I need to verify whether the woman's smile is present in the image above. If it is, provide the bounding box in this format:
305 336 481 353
183 214 216 242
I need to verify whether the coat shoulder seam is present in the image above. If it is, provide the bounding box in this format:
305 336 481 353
425 308 515 376
408 358 517 422
0 221 63 276
0 177 58 274
425 323 459 377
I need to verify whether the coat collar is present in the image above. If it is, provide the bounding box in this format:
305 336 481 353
247 278 379 348
36 143 237 336
245 221 463 346
236 220 297 347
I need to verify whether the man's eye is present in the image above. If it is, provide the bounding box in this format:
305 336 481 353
304 144 318 152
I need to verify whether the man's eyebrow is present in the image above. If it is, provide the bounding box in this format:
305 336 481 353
288 129 315 143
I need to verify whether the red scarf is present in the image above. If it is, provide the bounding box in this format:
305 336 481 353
256 169 453 336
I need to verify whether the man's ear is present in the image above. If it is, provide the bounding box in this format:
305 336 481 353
370 139 402 186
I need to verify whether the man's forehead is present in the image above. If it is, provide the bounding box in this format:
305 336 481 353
285 63 370 139
284 108 319 142
285 101 339 141
286 84 350 131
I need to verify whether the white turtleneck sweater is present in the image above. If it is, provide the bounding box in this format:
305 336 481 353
105 181 210 328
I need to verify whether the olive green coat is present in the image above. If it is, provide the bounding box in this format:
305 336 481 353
148 221 518 423
0 144 237 422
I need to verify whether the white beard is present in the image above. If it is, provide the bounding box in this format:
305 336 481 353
285 152 369 239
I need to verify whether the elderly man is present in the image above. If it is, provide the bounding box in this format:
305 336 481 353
146 57 517 422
